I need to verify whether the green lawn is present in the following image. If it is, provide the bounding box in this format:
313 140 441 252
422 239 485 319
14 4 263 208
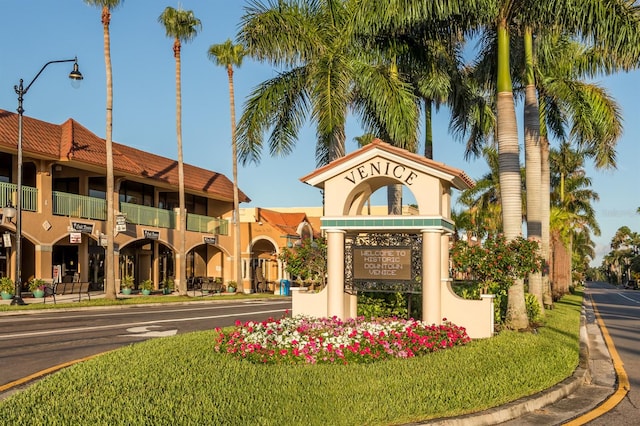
0 293 582 426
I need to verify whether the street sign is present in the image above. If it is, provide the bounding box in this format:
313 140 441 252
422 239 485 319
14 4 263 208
143 229 160 240
116 214 127 232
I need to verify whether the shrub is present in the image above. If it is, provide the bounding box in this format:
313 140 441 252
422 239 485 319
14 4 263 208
139 279 153 291
279 237 327 287
121 275 134 289
358 292 408 319
28 278 46 292
0 277 14 294
525 293 542 323
451 234 543 289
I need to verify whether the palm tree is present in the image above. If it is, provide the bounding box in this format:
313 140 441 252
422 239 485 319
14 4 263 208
452 27 628 324
550 142 600 296
365 0 640 330
608 226 640 284
158 6 201 296
534 32 626 304
236 0 418 168
522 26 545 311
572 228 595 283
84 0 122 300
208 39 246 292
456 146 503 239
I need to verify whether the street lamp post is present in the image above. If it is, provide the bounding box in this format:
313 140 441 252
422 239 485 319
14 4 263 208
11 58 83 305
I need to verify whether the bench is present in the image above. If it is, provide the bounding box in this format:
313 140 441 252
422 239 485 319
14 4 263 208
43 282 91 304
193 277 224 296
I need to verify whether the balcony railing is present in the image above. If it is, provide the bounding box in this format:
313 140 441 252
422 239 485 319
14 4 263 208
187 212 228 235
17 187 227 235
53 192 106 220
120 202 176 229
0 181 38 212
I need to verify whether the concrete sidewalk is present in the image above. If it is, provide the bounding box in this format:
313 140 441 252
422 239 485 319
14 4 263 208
1 290 108 306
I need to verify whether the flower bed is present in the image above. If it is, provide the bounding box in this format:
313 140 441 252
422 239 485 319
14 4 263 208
214 314 470 364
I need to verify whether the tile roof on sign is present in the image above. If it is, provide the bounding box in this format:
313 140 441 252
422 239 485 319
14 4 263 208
0 110 249 202
301 138 475 190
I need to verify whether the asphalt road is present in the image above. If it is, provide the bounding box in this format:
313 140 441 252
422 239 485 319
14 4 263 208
583 281 640 425
0 299 291 392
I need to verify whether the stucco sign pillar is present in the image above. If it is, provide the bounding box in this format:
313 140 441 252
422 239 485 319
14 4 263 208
422 230 443 324
326 229 346 318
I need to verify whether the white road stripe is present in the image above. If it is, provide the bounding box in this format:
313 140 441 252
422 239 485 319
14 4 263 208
0 308 287 340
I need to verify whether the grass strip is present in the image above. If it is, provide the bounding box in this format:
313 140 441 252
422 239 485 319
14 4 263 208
0 292 581 425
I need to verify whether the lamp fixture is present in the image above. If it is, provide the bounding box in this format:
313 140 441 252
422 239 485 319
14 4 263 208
2 204 16 223
68 58 83 88
69 58 83 80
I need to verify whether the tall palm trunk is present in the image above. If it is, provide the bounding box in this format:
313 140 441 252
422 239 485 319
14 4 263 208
424 99 433 159
496 21 527 329
523 28 544 312
540 134 553 306
102 5 116 300
227 63 242 292
551 230 571 297
387 185 403 215
174 39 187 296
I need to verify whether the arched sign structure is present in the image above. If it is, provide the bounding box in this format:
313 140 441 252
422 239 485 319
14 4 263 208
294 139 495 338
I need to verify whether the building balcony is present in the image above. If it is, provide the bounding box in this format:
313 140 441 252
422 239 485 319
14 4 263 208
0 181 37 212
1 184 228 236
53 191 106 220
120 201 175 229
187 212 228 235
51 192 228 235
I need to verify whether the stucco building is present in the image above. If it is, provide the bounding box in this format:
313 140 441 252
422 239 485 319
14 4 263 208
0 110 324 295
0 110 253 292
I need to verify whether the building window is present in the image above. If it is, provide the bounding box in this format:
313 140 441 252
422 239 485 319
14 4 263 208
186 194 208 215
53 177 79 194
89 177 106 199
120 181 154 206
0 153 10 183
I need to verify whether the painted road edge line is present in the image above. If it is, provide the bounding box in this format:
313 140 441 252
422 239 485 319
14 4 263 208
563 293 630 425
0 352 109 394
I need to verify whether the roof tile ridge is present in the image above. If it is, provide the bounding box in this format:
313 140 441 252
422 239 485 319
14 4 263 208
59 118 74 160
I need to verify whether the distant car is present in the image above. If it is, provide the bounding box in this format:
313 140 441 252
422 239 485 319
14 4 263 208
625 280 638 290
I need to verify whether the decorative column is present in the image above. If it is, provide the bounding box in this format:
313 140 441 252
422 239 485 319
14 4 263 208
422 229 442 325
34 244 53 282
78 240 89 282
37 162 53 216
326 229 345 319
441 232 451 285
153 240 159 290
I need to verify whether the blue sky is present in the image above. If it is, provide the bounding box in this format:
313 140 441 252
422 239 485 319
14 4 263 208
1 1 638 266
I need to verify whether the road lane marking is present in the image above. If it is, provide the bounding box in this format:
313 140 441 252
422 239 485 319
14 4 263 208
124 325 178 338
0 352 108 394
0 308 287 340
616 292 640 304
564 294 630 425
1 300 292 323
